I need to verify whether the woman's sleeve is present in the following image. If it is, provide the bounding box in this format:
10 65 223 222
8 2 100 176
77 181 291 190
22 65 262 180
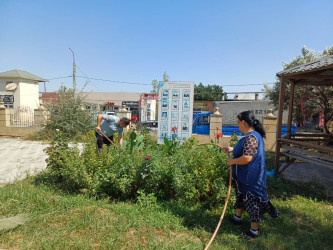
243 135 258 156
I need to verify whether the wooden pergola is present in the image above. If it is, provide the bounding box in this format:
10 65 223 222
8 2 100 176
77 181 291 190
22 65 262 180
275 55 333 174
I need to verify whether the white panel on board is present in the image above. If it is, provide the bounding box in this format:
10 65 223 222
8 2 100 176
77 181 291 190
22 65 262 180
157 81 194 144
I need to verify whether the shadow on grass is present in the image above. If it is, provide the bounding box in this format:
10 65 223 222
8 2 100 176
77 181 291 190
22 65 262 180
160 201 233 233
266 176 328 202
158 177 332 249
157 175 329 240
265 152 329 201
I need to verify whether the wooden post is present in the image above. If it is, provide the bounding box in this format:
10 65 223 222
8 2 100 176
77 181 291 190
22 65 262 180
275 76 285 175
287 79 295 136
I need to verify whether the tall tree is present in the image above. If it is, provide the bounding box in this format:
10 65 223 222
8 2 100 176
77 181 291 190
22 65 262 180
163 71 169 82
263 45 333 134
150 79 158 94
194 83 224 101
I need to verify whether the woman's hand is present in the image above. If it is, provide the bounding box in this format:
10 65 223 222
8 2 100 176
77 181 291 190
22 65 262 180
96 126 101 133
222 147 233 154
227 158 234 166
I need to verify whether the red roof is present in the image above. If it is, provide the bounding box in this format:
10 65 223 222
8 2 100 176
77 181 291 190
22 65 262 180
41 92 58 106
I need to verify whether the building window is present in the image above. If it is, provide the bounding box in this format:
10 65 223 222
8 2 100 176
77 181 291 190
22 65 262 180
4 103 13 108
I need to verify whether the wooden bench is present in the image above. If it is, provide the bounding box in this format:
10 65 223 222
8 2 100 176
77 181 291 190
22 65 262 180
277 138 333 174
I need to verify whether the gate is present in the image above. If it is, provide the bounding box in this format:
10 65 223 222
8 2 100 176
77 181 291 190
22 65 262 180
10 106 34 127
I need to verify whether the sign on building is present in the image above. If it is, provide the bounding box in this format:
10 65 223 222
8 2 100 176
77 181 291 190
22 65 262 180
157 81 194 144
0 95 14 103
122 101 139 107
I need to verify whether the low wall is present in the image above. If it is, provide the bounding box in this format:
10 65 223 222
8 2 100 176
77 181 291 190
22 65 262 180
193 110 278 151
192 134 232 147
0 106 48 137
0 126 39 137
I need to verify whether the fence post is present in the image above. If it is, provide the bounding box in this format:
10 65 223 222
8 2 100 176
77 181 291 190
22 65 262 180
263 109 277 152
209 107 223 143
0 102 10 128
34 105 50 127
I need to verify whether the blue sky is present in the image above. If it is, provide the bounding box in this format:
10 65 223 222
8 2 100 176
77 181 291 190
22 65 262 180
0 0 332 94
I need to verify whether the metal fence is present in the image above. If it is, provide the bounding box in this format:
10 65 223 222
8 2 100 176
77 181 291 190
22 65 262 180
10 105 34 127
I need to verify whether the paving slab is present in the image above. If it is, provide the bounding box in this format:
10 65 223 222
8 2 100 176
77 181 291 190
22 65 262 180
0 213 28 231
0 137 49 184
281 162 333 198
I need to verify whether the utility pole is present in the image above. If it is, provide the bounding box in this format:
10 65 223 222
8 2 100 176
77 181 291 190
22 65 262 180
69 48 76 92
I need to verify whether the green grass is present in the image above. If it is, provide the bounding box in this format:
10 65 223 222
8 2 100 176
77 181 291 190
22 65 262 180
0 177 332 249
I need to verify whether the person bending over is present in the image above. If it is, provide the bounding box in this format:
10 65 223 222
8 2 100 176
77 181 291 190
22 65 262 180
95 114 129 152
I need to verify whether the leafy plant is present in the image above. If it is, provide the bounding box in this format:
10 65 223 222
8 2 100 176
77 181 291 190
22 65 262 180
43 131 231 207
123 130 144 152
136 190 158 208
137 124 151 135
230 131 239 147
163 127 180 156
163 136 179 156
44 130 93 192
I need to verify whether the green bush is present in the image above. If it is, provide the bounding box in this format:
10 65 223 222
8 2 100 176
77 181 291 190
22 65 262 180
230 132 239 147
45 130 92 192
44 130 230 207
41 87 96 140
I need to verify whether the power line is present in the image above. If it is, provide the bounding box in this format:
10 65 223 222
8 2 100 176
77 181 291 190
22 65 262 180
46 75 276 87
220 83 273 87
77 76 152 85
47 76 72 80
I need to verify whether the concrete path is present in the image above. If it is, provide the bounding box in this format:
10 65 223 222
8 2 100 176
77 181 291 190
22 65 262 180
282 162 333 198
0 137 49 184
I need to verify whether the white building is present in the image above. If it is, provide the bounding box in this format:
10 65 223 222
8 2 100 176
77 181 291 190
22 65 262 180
140 93 158 121
0 70 48 110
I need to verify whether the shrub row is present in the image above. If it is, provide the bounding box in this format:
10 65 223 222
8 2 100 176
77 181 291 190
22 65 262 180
44 131 230 207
